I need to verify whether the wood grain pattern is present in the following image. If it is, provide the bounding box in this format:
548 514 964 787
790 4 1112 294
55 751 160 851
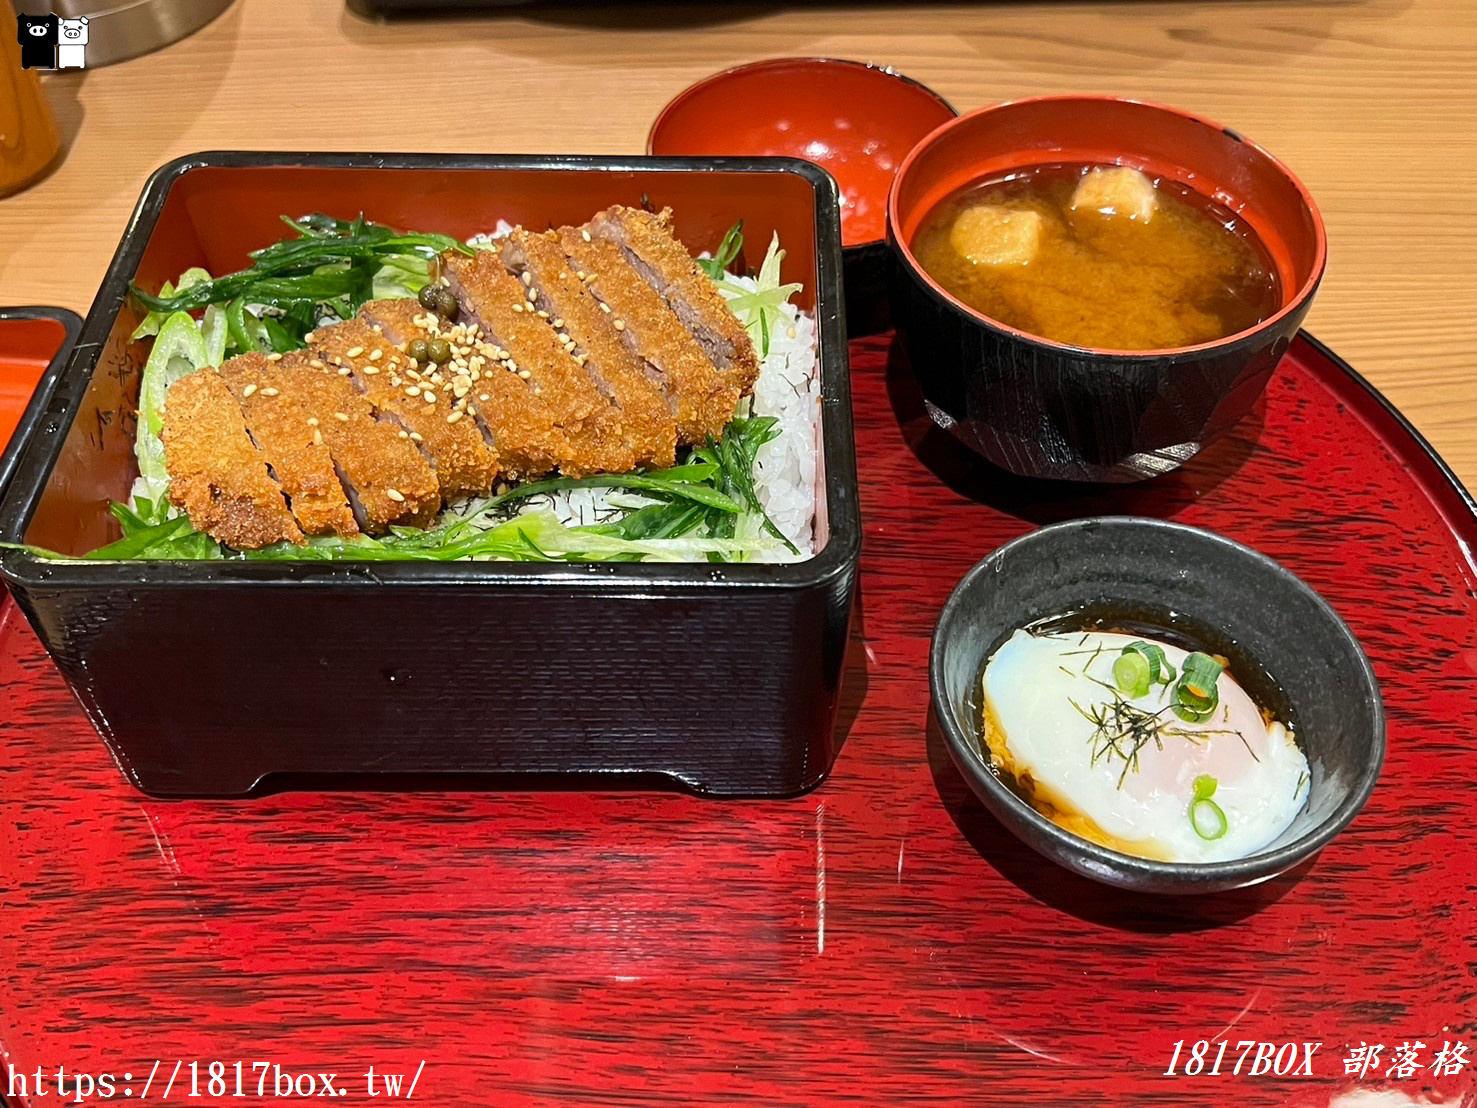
0 334 1473 1105
0 1 1474 487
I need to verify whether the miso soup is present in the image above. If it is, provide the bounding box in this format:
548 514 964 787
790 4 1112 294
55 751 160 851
911 163 1281 351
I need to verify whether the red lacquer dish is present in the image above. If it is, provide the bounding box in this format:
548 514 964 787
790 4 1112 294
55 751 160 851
0 328 1472 1105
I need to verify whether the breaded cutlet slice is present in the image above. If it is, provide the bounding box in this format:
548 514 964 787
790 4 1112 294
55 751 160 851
502 229 676 470
585 205 761 397
311 316 499 499
558 228 738 446
442 250 634 477
219 348 439 533
361 298 568 482
162 368 304 549
215 352 359 538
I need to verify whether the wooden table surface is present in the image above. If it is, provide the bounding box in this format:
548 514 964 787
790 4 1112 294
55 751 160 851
1 0 1474 486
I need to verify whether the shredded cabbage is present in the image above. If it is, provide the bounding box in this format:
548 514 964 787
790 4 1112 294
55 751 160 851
715 233 802 358
130 268 212 341
130 310 214 509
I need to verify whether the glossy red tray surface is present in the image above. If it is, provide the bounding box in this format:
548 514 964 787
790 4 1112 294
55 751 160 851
2 334 1474 1106
0 314 66 451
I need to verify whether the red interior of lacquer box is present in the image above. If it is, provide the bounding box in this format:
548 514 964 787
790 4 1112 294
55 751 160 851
0 315 65 451
27 164 823 556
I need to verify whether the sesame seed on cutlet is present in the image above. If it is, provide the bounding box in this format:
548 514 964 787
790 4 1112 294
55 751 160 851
406 385 420 397
520 272 532 286
334 412 349 422
362 365 379 375
600 302 611 313
309 359 324 369
369 349 382 361
385 489 405 503
242 383 258 398
346 346 364 358
266 352 282 362
307 417 319 427
580 230 591 242
409 431 423 443
614 319 625 331
518 369 531 380
479 392 489 402
447 410 464 424
338 366 352 376
423 391 437 403
306 331 318 342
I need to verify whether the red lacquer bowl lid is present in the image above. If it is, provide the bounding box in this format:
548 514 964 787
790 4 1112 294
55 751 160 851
649 57 957 248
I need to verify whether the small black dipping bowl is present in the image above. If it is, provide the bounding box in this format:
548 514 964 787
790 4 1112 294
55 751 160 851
888 97 1327 482
929 517 1383 894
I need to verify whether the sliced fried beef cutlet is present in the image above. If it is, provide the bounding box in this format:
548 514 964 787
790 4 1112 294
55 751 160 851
557 228 739 447
162 368 304 548
215 352 359 538
585 205 761 397
441 249 635 477
360 298 569 482
501 229 676 470
310 316 499 499
219 348 440 533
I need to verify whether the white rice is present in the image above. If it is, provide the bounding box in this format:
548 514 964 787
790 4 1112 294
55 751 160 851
449 238 821 562
718 276 821 562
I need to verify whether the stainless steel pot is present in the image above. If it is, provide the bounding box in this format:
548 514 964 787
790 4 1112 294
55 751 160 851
14 0 235 68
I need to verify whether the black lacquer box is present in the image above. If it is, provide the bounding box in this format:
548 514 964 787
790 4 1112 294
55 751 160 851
0 153 859 797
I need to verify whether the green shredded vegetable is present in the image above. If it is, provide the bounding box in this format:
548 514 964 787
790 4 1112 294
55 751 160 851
128 214 471 346
714 231 802 359
695 221 744 280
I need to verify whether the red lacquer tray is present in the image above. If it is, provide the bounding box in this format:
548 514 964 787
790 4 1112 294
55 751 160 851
1 333 1474 1107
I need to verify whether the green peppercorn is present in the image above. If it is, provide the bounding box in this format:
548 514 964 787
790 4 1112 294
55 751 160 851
417 285 441 311
435 288 458 318
407 338 429 362
427 339 452 364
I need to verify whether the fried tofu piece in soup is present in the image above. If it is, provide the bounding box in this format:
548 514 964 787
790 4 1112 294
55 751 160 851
1070 166 1158 223
949 206 1044 267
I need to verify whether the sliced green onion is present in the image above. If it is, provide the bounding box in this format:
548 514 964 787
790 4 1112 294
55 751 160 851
1123 640 1175 684
1172 652 1225 723
1112 651 1152 698
1189 774 1229 840
1179 652 1225 698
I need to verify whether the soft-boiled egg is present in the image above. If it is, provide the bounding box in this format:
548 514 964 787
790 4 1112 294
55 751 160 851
981 628 1309 863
